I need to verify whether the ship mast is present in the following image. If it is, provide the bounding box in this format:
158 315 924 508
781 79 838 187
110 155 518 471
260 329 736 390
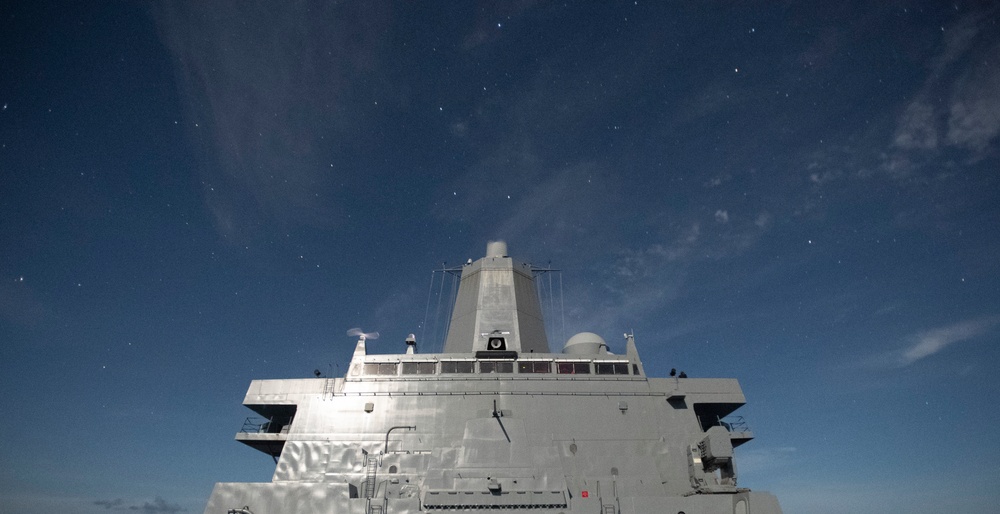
442 241 550 354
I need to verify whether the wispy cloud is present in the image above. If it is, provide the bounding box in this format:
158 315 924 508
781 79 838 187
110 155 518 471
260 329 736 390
866 315 1000 368
491 163 613 246
736 446 799 475
893 43 1000 158
566 211 772 336
93 496 186 513
438 146 624 259
893 101 939 151
151 3 391 240
897 316 1000 367
886 8 1000 173
945 55 1000 153
130 497 186 514
95 499 125 509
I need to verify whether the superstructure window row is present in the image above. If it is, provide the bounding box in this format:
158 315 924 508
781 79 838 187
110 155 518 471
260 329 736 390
353 359 637 377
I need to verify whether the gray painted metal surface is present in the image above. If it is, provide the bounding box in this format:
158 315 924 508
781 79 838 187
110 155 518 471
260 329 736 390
205 242 782 514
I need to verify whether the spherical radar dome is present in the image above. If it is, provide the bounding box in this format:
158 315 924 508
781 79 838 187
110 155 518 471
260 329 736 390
562 332 607 355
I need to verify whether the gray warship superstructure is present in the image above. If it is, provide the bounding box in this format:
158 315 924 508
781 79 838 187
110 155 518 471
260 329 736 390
204 242 782 514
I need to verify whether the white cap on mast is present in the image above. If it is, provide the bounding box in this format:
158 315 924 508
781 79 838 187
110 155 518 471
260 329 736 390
486 240 508 257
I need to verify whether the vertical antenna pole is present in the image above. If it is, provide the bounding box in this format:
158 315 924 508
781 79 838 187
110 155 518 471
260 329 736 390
433 264 447 352
421 270 436 347
559 271 565 346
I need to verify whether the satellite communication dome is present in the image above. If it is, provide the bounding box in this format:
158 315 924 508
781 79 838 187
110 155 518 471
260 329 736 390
562 332 607 355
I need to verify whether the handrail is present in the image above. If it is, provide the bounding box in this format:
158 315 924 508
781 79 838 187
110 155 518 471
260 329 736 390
697 414 751 433
383 425 416 454
240 417 269 434
719 415 750 432
240 415 294 434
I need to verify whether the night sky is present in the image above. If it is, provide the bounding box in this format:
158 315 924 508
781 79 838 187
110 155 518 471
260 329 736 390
2 2 999 513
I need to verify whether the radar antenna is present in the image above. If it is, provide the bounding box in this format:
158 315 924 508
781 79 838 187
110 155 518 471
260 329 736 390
347 327 380 342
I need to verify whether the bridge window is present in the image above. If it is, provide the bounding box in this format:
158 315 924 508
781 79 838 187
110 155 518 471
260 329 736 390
401 362 436 375
480 361 513 373
595 362 629 375
441 361 475 373
518 361 551 373
364 363 398 375
557 362 591 374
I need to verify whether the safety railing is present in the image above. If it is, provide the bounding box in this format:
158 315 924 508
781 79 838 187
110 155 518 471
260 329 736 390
698 414 750 433
240 416 293 434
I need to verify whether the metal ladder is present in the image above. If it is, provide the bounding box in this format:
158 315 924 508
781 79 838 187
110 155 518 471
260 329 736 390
364 455 378 498
365 453 384 514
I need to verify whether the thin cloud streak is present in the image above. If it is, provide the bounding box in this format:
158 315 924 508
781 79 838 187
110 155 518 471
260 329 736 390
92 496 186 513
887 8 1000 174
150 3 389 239
131 496 187 514
898 315 1000 367
94 499 125 509
736 446 799 476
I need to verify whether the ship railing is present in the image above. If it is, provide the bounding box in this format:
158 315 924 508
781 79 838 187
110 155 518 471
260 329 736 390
240 416 293 434
700 415 750 433
721 415 749 432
